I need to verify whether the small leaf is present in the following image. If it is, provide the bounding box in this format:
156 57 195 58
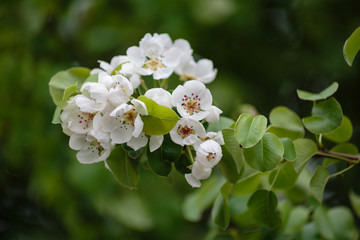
297 82 339 101
147 146 172 177
283 206 310 234
310 166 329 203
183 177 226 222
60 84 77 108
207 116 235 132
247 190 281 228
243 132 284 172
211 194 230 229
349 190 360 218
293 139 318 172
267 106 304 140
52 105 61 124
280 138 296 161
343 27 360 66
323 115 353 143
313 207 335 240
269 162 298 190
232 173 263 195
138 96 179 135
219 129 244 183
106 146 139 190
234 113 267 148
49 67 90 106
303 97 343 134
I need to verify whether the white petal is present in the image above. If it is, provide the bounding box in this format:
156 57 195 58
76 148 110 164
132 115 144 137
185 174 201 188
127 46 145 67
131 99 148 115
153 67 174 80
196 140 223 168
127 133 148 151
171 84 185 107
69 134 87 150
192 161 212 180
205 106 223 123
129 74 141 89
162 47 181 68
145 88 172 108
110 124 133 144
149 135 164 152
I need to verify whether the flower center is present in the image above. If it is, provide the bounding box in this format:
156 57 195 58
77 112 95 129
124 107 138 126
182 94 201 115
177 124 195 139
144 56 164 71
207 152 216 162
89 140 104 156
180 74 196 81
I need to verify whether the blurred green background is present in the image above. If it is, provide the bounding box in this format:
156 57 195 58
1 0 360 239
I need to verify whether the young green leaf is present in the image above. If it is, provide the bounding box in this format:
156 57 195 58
267 106 305 140
283 206 310 234
247 190 281 228
106 146 139 190
137 95 179 135
310 166 329 203
52 105 61 124
343 27 360 66
243 132 284 172
219 129 244 183
211 194 230 229
183 177 226 222
293 139 318 172
303 97 343 134
234 113 267 148
207 116 235 132
269 162 297 190
231 173 263 195
297 82 338 101
49 67 90 106
280 138 296 161
323 115 353 143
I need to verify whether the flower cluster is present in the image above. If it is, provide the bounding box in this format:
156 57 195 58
59 33 222 187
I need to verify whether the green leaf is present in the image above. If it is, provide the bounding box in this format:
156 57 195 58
314 206 359 240
234 113 267 148
303 97 343 134
293 139 318 172
231 173 263 195
247 190 281 228
219 129 244 183
267 106 305 140
85 73 99 83
147 146 172 177
207 116 235 132
297 82 339 101
323 143 358 167
174 154 191 174
243 132 284 172
349 191 360 218
162 134 183 162
211 194 230 229
60 84 77 108
137 96 179 135
310 166 329 203
183 177 226 222
269 162 297 190
105 146 139 190
343 27 360 66
52 105 61 124
49 67 90 106
283 206 310 234
280 138 296 161
323 115 353 143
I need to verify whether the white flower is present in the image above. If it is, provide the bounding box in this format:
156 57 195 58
193 131 224 150
69 128 112 164
102 99 148 144
61 95 101 135
175 58 217 84
172 80 213 121
144 88 172 108
205 106 222 123
185 161 212 188
196 140 222 168
126 33 182 79
90 55 130 75
170 118 206 146
127 132 148 151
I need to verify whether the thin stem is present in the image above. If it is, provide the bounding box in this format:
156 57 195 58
153 79 158 88
316 134 324 148
330 164 355 178
315 149 360 164
186 145 195 163
160 78 169 89
141 78 149 91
